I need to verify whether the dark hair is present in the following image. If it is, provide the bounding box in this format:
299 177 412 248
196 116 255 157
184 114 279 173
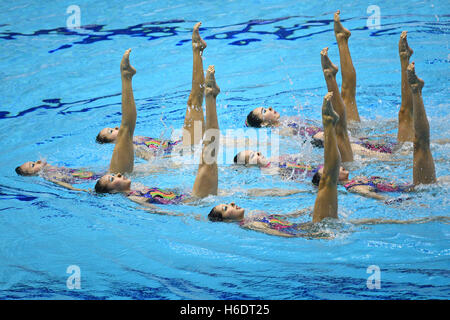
94 179 111 193
246 110 262 128
311 138 324 148
208 207 223 222
312 171 321 186
15 166 28 176
233 152 250 165
95 132 112 144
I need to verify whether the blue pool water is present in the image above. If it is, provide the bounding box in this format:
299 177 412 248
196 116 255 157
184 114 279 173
0 0 449 299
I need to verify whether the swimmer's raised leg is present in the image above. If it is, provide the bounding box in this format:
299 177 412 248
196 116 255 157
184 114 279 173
321 47 353 162
334 10 360 122
312 92 340 223
109 49 137 174
183 22 207 147
397 31 415 142
407 62 436 184
192 65 220 197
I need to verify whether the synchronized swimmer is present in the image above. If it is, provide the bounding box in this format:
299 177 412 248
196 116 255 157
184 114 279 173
15 11 445 237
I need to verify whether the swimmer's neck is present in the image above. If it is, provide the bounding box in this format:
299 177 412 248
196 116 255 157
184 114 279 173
245 210 267 219
261 120 281 128
123 188 133 195
125 185 139 194
39 162 52 172
270 121 281 127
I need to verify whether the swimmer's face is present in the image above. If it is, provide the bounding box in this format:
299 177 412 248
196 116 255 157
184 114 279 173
17 160 46 176
214 203 245 221
339 167 350 181
252 107 280 126
98 173 131 193
235 150 268 167
318 166 349 182
97 127 119 143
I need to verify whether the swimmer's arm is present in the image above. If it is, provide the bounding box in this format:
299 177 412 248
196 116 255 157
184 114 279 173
246 188 312 197
49 180 90 193
437 176 450 184
350 216 450 225
132 161 183 175
362 133 395 140
217 188 311 197
347 185 386 201
277 126 296 137
134 146 154 161
242 220 330 239
432 138 450 145
130 195 205 220
278 207 312 218
179 196 199 204
351 144 396 161
132 163 162 174
128 196 183 216
134 145 180 162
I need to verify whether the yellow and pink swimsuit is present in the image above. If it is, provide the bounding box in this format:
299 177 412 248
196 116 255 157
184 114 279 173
41 166 104 184
344 176 413 193
133 136 182 155
127 187 187 205
241 214 308 237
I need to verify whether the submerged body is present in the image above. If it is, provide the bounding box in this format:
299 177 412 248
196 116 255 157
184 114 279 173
128 186 188 205
240 212 315 238
344 176 413 193
133 136 182 159
234 150 349 182
39 165 103 184
15 160 102 191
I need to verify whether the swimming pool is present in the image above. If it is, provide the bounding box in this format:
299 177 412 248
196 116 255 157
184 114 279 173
0 0 449 300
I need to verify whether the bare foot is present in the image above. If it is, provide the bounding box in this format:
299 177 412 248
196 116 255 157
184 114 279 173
321 47 338 77
334 10 351 40
322 92 339 125
192 22 207 55
399 31 413 60
407 62 424 93
120 48 136 80
205 65 220 97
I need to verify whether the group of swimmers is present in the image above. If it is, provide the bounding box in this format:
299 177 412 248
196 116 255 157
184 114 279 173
15 12 445 237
